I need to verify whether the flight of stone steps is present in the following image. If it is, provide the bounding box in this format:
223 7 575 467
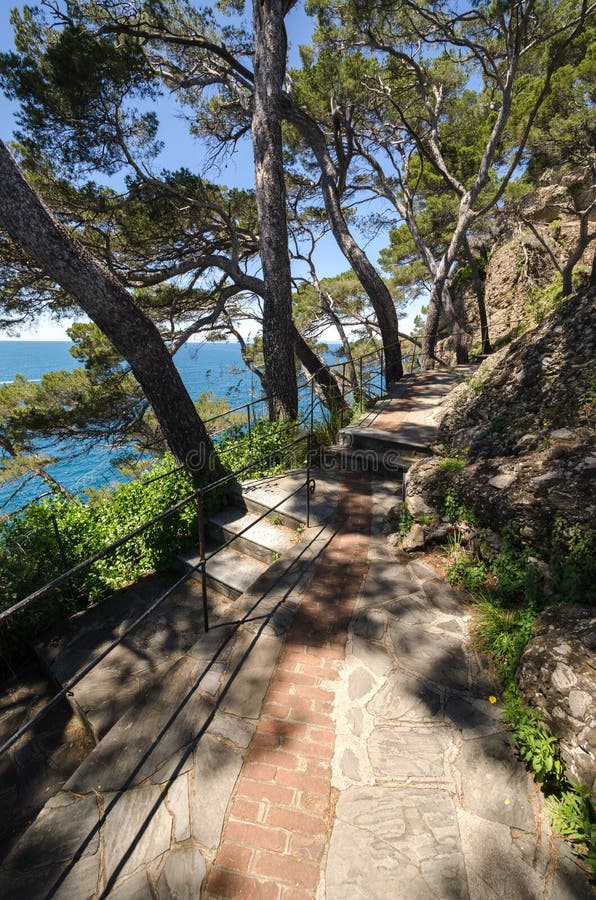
0 469 342 892
34 477 320 746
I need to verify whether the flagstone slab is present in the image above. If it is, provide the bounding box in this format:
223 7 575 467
190 734 243 849
325 785 468 899
368 670 442 721
368 725 454 780
455 733 536 832
103 784 173 881
456 809 546 899
109 869 154 900
4 793 99 873
156 847 207 900
390 623 470 692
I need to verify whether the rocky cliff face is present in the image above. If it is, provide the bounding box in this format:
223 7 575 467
404 286 595 803
415 286 596 545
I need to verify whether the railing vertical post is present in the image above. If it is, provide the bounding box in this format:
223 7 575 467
340 362 346 429
380 351 384 396
197 490 209 633
306 432 312 529
410 343 416 374
247 403 252 455
359 356 364 412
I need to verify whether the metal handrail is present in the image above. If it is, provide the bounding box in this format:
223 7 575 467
0 333 446 759
0 475 314 758
0 334 435 620
0 432 310 626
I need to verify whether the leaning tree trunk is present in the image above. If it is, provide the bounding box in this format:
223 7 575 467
0 141 223 482
292 326 349 418
286 106 403 385
251 0 298 421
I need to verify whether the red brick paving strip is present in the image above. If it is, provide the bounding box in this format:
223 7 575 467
204 476 371 899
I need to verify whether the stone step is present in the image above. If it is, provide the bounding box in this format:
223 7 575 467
207 506 298 565
35 574 235 743
233 469 342 529
337 425 434 458
176 543 269 600
321 444 409 476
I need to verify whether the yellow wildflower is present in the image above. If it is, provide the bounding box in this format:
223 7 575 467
488 695 497 704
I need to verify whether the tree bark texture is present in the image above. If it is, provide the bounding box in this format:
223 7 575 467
286 106 403 385
0 141 223 481
251 0 298 421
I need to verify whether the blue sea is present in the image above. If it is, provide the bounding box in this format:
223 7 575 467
0 341 274 513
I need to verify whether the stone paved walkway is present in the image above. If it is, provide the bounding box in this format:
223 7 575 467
199 475 592 899
204 477 371 899
1 371 593 897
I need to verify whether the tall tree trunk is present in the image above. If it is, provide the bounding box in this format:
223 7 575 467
421 280 444 370
285 105 403 384
292 326 349 417
463 239 492 354
442 285 469 364
0 141 223 482
251 0 298 421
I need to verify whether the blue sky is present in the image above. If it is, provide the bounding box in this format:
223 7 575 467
0 1 421 341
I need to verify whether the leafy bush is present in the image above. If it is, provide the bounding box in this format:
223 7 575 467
0 454 208 667
446 515 596 873
217 418 306 479
549 519 596 605
0 418 310 669
547 787 596 873
472 598 536 685
447 554 489 593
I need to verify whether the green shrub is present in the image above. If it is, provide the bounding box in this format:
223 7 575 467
550 519 596 605
504 689 564 784
217 418 305 479
547 787 596 875
472 598 536 685
447 554 489 593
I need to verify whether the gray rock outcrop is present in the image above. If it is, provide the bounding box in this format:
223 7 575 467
518 605 596 802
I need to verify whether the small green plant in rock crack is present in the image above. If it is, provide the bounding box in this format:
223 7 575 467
506 691 564 784
546 787 596 876
468 371 490 394
442 488 477 525
471 598 536 684
447 552 489 593
438 455 467 473
269 514 283 526
578 377 596 408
